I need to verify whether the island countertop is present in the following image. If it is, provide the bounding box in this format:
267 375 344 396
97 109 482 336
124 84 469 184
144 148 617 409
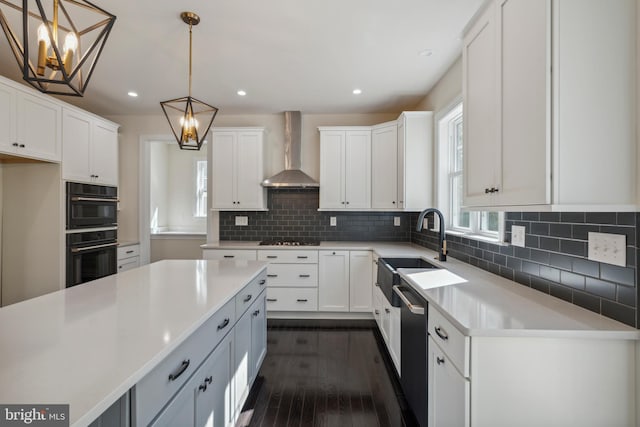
0 259 267 427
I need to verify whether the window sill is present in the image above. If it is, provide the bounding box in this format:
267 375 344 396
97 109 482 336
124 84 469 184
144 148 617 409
445 229 508 246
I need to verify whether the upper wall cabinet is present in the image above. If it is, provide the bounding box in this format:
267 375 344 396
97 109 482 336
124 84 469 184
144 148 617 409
463 0 636 211
0 79 61 162
372 113 434 211
62 108 119 186
319 127 371 210
211 128 267 211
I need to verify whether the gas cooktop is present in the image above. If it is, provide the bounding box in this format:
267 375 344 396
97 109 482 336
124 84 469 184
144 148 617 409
258 240 320 246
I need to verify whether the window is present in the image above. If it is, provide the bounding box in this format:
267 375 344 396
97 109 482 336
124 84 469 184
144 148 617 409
437 99 503 241
195 160 207 218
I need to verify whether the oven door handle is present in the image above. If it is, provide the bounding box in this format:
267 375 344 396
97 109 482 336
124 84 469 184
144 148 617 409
71 242 118 253
71 196 118 203
393 285 425 315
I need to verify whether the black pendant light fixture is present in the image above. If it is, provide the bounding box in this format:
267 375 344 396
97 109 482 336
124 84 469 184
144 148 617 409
160 11 218 151
0 0 116 96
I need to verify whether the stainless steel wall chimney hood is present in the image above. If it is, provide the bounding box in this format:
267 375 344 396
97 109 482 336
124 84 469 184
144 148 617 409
261 111 319 188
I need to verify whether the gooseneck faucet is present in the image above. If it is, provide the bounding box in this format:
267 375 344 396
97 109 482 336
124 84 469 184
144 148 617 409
416 208 447 261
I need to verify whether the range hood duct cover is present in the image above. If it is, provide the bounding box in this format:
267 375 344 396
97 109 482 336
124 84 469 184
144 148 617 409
261 111 319 188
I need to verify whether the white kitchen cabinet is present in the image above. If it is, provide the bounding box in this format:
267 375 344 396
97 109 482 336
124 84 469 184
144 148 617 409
211 128 267 211
389 305 401 375
349 251 372 312
318 250 350 311
319 128 371 210
117 244 140 273
62 108 118 185
428 336 469 427
250 293 267 377
371 122 398 210
260 249 319 312
464 0 636 210
202 249 258 261
0 79 61 162
397 112 433 211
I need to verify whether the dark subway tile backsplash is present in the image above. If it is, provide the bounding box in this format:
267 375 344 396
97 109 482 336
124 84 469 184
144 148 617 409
411 211 639 328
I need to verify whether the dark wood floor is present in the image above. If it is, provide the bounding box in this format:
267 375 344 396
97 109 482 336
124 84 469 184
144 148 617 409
241 324 417 427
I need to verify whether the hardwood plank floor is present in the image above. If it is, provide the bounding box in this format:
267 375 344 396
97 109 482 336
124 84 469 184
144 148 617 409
242 324 417 427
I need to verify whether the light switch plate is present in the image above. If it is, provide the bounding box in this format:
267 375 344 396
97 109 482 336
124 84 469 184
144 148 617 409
394 217 401 226
235 216 248 226
511 225 526 247
330 216 337 227
588 232 626 267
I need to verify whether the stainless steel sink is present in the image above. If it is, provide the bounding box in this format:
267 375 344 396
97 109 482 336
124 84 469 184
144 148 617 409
377 257 439 307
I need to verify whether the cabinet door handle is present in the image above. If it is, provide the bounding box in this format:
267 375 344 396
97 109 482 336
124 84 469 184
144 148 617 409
259 279 266 285
296 299 308 302
436 357 445 365
384 308 390 314
19 143 25 148
297 256 308 259
267 298 277 302
243 294 252 303
392 201 396 204
223 255 235 258
198 376 212 392
217 318 230 331
346 201 350 205
205 376 212 384
12 142 18 147
266 255 278 259
299 274 310 278
434 326 449 341
253 309 260 317
168 359 190 381
267 274 278 278
126 250 134 254
374 310 380 315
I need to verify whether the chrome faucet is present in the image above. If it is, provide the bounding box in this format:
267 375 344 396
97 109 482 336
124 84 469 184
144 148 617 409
416 208 447 261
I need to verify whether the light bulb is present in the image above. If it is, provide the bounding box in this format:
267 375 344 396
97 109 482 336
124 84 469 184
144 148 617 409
37 23 50 46
63 32 78 53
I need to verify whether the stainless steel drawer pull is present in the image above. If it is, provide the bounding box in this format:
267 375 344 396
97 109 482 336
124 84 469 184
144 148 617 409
299 274 311 278
266 255 278 259
267 298 277 302
223 255 235 258
217 318 230 331
296 299 308 302
243 294 252 303
434 326 449 341
168 359 190 381
126 250 134 254
297 256 308 259
436 357 445 365
267 274 278 278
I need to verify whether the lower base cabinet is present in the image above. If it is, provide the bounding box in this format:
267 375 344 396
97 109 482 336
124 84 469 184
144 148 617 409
372 285 400 375
152 333 233 427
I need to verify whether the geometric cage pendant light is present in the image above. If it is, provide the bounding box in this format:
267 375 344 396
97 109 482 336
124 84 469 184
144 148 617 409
0 0 116 96
160 12 218 151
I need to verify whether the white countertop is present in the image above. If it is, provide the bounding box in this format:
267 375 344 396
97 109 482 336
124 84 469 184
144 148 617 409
204 241 639 339
0 259 267 427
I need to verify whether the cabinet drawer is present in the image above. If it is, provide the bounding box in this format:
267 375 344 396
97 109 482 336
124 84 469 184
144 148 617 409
133 299 236 427
117 257 139 273
118 245 140 259
266 287 318 311
428 307 469 377
266 264 318 287
258 250 318 263
236 272 267 316
202 249 257 261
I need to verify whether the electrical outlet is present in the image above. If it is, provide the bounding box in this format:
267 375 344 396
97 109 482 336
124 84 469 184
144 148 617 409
235 216 248 226
511 225 526 247
330 216 337 227
588 232 626 267
394 217 401 226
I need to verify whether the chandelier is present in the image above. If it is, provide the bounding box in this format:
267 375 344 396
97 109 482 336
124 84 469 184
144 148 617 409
160 12 218 151
0 0 116 96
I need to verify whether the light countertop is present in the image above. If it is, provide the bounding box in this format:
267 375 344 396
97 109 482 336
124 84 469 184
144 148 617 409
204 241 639 339
0 259 267 427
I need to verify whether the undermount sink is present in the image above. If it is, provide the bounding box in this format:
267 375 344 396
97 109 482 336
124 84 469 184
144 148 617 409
377 257 440 307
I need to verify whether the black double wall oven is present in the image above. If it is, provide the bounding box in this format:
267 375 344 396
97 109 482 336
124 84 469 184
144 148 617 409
66 182 118 288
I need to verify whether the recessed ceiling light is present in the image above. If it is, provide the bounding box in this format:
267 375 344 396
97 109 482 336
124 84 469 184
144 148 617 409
127 91 138 97
237 90 247 96
352 88 362 95
419 49 433 57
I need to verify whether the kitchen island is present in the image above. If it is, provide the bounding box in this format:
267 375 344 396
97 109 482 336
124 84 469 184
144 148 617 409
0 259 268 427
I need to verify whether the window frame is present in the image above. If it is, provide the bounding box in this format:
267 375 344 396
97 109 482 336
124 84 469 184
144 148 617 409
194 159 207 218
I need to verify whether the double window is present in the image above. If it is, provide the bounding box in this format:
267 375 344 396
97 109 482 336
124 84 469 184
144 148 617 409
438 100 502 240
195 160 207 218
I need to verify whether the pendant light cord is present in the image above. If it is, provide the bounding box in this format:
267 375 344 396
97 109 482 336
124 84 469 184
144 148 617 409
188 21 192 97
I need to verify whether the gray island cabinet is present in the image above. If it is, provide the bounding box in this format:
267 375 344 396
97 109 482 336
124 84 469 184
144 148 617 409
0 259 267 427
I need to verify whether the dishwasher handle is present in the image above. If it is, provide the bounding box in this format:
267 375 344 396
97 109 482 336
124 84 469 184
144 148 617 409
393 285 424 315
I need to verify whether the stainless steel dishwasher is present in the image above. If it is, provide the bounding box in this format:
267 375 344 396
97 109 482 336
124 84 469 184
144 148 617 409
393 280 427 427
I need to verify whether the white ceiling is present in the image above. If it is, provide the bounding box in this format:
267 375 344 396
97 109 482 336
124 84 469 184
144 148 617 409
0 0 484 116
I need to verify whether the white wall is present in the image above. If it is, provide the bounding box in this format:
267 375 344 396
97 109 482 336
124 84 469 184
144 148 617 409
413 56 462 112
149 142 169 231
